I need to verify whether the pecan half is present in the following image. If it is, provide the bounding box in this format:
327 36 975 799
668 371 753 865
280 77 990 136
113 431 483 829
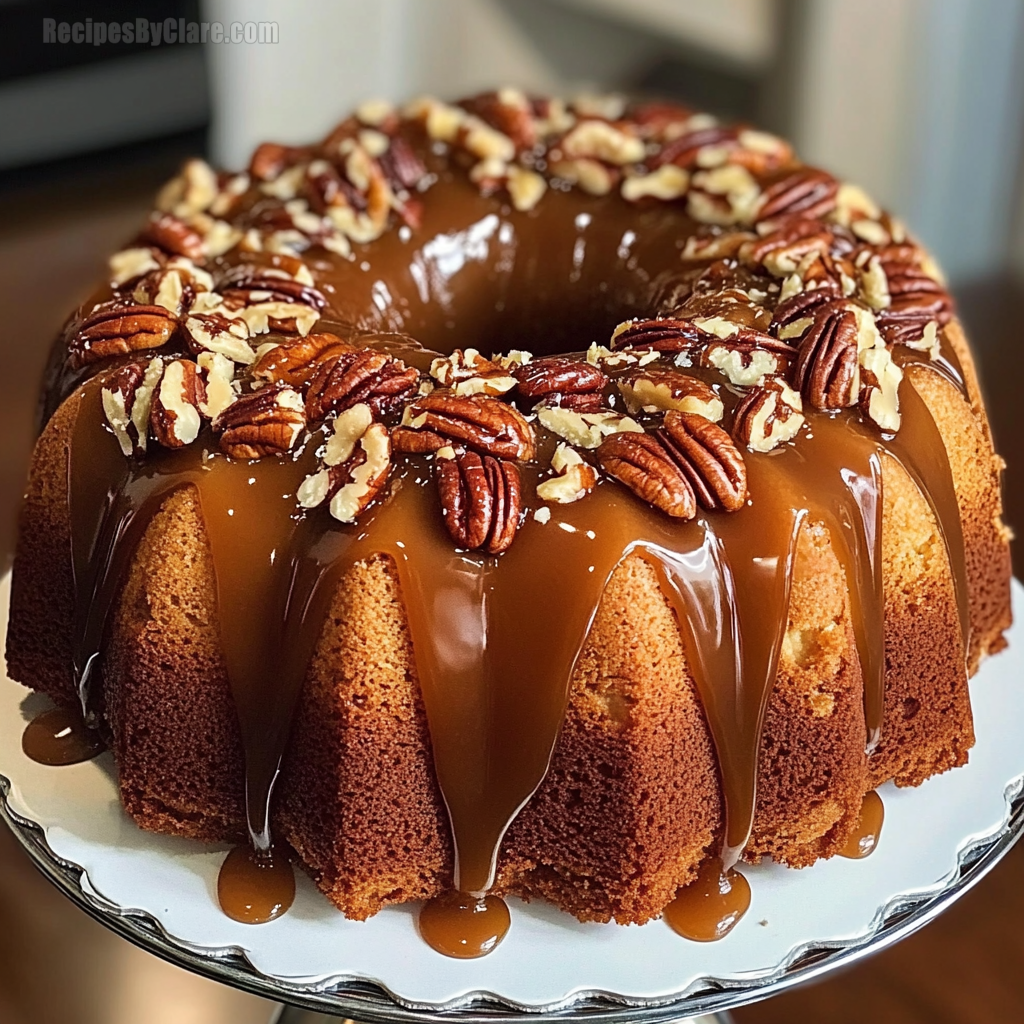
436 450 522 554
252 333 356 387
140 213 205 261
659 411 747 511
596 431 696 519
513 356 609 399
213 385 307 458
740 217 833 276
70 302 178 367
617 366 723 419
755 168 838 226
393 393 536 461
732 375 805 452
610 317 704 353
306 348 420 421
792 306 860 410
651 125 739 169
150 359 206 449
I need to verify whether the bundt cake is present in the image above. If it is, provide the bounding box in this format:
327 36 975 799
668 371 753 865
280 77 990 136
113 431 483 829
5 89 1012 955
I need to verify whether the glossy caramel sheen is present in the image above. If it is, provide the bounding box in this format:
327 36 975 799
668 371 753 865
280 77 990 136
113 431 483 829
419 891 511 958
217 844 295 924
839 790 885 860
663 857 752 942
59 150 971 944
22 706 104 766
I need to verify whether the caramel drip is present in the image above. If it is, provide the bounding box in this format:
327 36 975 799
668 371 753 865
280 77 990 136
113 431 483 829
419 891 511 958
839 790 884 859
217 844 295 923
663 857 751 942
68 380 317 857
22 706 104 766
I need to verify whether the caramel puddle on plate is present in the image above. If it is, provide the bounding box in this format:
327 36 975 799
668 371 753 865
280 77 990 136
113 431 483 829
419 890 511 958
663 857 752 942
839 790 885 859
217 845 296 924
22 706 104 766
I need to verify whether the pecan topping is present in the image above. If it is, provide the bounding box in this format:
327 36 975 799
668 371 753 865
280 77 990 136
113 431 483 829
140 213 205 261
150 359 205 449
100 358 164 456
378 135 428 191
740 217 833 276
610 317 703 353
249 142 310 182
536 444 598 504
184 312 256 365
596 431 696 519
393 393 536 461
461 91 537 151
219 265 327 311
513 356 609 399
755 168 838 226
792 306 860 410
537 405 642 449
70 302 178 367
306 348 420 421
253 333 356 388
436 450 522 554
430 349 516 397
659 411 748 512
297 404 391 521
873 262 954 345
617 366 723 419
732 375 805 452
652 125 739 169
213 385 307 458
769 281 842 337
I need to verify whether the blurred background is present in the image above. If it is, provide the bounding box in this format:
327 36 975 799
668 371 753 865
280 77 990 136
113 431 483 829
1 1 1023 1021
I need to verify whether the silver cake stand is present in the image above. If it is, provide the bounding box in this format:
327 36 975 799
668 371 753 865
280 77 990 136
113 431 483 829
2 765 1022 1024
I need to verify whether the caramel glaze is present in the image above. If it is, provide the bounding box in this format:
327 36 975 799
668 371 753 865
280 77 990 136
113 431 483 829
59 163 972 942
22 705 104 766
663 856 751 942
217 844 295 923
419 890 511 958
838 790 884 859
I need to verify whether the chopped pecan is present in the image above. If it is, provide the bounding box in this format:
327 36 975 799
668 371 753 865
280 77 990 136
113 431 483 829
133 257 214 316
140 213 205 261
100 358 164 455
303 159 361 213
70 302 178 367
769 281 842 337
541 391 607 412
436 449 522 554
651 125 739 169
393 393 536 461
755 168 838 226
536 443 598 504
461 91 537 150
559 119 645 165
150 359 205 449
306 348 420 421
596 431 696 519
184 312 256 365
740 217 833 276
732 375 805 452
249 142 311 182
659 411 748 511
859 344 903 431
197 351 238 419
430 349 516 397
297 404 391 521
513 356 609 400
617 366 723 419
793 306 860 410
537 405 642 449
610 317 704 353
218 264 326 312
252 333 356 388
213 385 306 458
378 135 428 191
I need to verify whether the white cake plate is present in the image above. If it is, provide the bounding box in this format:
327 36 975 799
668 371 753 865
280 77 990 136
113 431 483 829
2 572 1023 1022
